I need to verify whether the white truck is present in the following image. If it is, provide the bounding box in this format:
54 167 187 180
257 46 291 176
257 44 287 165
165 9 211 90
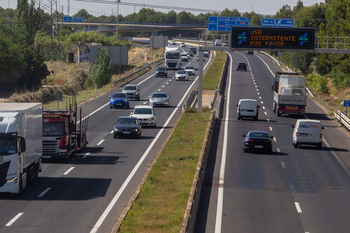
0 103 42 194
272 72 306 117
165 45 182 69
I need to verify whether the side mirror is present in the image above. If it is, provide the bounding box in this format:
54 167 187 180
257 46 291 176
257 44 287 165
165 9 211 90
270 136 274 139
19 137 26 153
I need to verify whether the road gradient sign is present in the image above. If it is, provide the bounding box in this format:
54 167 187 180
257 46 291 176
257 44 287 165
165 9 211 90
231 26 316 50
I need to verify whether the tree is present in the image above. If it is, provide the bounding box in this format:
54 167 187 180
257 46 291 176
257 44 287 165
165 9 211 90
12 0 49 91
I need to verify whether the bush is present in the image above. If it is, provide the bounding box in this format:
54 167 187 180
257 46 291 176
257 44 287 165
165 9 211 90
330 68 350 89
306 74 328 94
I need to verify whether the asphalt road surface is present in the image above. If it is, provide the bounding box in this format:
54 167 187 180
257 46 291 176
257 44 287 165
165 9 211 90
0 46 211 233
194 51 350 233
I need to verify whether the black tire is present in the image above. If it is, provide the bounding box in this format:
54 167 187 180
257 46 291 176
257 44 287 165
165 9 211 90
293 143 298 148
243 148 247 153
317 142 322 150
237 115 241 120
113 133 118 139
277 111 281 117
272 102 276 113
110 106 112 109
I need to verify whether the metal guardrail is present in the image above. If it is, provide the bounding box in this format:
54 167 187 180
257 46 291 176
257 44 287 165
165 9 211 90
112 57 164 87
334 110 350 130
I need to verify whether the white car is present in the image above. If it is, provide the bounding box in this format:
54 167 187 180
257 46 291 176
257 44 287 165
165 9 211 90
130 105 156 127
181 53 188 62
180 42 186 48
237 99 260 120
292 119 323 149
149 92 170 107
175 70 189 81
184 66 195 76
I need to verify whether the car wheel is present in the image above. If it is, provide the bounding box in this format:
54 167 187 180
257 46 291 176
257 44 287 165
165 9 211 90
317 142 322 150
237 115 241 120
110 106 112 109
277 111 281 117
243 148 247 153
254 115 258 121
113 133 118 139
293 143 298 148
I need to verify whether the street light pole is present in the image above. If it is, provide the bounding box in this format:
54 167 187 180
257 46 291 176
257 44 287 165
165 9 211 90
116 0 120 40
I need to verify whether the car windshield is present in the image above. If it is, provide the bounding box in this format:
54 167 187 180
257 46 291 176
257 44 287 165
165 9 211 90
43 121 65 136
124 86 137 90
238 63 246 66
185 66 194 70
157 67 166 71
0 138 17 155
117 118 137 125
152 93 167 98
177 70 186 74
166 53 180 59
112 93 127 98
134 108 152 115
248 132 269 138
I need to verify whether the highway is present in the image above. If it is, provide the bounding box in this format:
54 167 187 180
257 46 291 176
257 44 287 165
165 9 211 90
194 51 350 233
0 46 210 233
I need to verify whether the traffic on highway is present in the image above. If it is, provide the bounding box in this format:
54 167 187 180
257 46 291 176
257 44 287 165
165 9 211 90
0 43 212 233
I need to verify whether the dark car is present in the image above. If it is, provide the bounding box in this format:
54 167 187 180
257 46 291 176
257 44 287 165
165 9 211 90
247 51 254 55
155 66 168 77
242 131 273 154
190 47 197 55
236 62 247 71
113 116 141 139
109 92 130 109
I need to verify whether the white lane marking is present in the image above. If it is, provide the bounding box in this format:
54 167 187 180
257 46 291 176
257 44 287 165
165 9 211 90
257 92 260 95
83 152 90 159
261 101 264 104
259 96 262 99
63 167 75 176
273 137 277 142
256 89 259 92
267 118 270 122
277 148 281 152
5 213 23 226
162 85 165 88
281 162 286 169
262 106 266 110
38 187 51 198
158 89 161 92
110 130 113 134
97 139 105 146
295 202 302 213
269 126 273 131
264 112 267 115
215 52 233 233
90 53 212 233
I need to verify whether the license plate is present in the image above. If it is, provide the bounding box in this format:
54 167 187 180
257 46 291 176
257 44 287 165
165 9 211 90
123 131 131 134
254 145 263 149
286 106 298 110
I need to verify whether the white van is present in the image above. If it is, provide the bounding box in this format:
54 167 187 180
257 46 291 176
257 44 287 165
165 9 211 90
215 39 222 46
292 119 323 149
237 99 260 120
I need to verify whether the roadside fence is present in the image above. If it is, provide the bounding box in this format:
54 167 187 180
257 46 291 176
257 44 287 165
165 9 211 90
334 110 350 130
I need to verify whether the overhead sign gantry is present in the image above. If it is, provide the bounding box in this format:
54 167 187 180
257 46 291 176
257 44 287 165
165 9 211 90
231 26 316 50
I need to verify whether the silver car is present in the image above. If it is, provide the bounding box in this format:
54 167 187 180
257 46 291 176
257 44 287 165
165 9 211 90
149 92 170 107
175 70 189 81
184 66 195 76
122 84 140 100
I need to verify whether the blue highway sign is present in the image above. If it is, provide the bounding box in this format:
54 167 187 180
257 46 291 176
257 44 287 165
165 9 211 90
209 17 249 31
261 18 294 27
344 100 350 107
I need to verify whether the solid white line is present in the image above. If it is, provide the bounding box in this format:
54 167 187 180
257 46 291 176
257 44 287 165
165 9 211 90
5 213 23 226
214 52 233 233
295 202 302 213
63 167 75 176
90 52 212 233
83 152 90 159
38 187 51 198
97 139 105 146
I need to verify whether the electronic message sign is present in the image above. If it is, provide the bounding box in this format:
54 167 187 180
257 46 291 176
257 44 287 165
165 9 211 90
231 27 316 50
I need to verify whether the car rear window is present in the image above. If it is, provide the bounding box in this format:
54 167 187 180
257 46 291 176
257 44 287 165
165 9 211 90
134 108 152 114
248 132 269 138
112 93 127 98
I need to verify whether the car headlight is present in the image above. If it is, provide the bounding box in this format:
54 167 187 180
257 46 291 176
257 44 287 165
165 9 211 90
133 128 139 132
149 117 154 120
124 99 128 103
114 128 120 132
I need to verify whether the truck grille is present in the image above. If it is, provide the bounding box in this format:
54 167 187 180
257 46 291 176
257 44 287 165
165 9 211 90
42 139 59 155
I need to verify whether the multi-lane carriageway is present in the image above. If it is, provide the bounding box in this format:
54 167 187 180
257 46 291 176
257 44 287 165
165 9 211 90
3 47 350 233
0 47 211 233
194 51 350 233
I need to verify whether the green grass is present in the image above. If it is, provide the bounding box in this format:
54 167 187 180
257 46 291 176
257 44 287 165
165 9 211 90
118 108 212 233
203 51 226 90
